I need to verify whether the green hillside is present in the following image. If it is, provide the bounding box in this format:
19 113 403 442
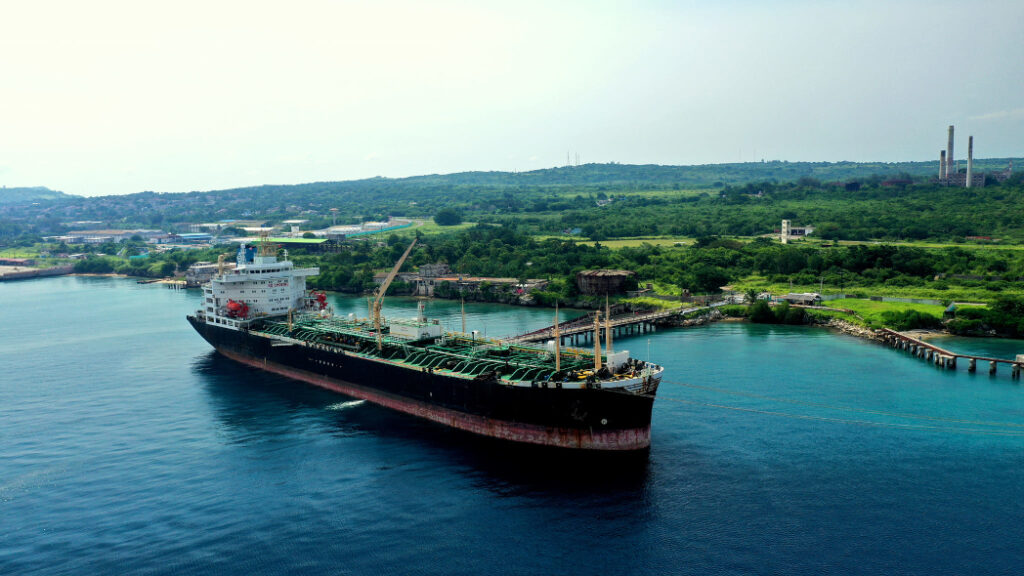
0 186 73 205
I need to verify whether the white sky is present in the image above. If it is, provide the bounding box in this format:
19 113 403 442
1 0 1022 196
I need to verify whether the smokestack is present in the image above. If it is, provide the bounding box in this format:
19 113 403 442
946 125 955 178
967 136 974 188
940 150 946 180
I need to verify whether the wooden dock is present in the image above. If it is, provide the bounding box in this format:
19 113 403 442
878 328 1023 377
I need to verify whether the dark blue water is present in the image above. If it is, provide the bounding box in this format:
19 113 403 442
3 277 1023 575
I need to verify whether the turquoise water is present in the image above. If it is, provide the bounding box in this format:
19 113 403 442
2 276 1023 575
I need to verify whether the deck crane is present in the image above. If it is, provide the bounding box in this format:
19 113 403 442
372 237 418 350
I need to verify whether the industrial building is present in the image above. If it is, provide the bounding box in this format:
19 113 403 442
933 125 1017 188
780 220 814 244
264 237 340 253
185 261 236 287
576 269 635 295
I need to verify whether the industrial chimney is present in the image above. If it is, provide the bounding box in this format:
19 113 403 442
946 125 955 178
940 150 946 180
967 136 974 188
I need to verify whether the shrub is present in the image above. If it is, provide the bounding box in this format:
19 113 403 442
748 300 775 323
434 208 464 226
879 310 942 331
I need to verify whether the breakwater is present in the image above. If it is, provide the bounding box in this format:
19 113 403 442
0 264 74 282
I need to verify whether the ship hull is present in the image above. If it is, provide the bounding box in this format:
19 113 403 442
188 316 655 450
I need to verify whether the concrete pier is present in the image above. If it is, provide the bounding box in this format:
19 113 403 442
507 304 708 345
878 328 1022 378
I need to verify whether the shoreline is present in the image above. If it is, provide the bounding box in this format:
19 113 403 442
23 274 1016 344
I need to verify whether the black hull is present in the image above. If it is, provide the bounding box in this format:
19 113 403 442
188 316 656 450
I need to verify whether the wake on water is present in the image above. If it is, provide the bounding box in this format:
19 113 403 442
326 400 366 411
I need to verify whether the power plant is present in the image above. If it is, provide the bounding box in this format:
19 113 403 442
938 125 980 187
935 125 1013 188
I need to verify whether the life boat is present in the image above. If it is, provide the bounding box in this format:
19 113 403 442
226 299 249 319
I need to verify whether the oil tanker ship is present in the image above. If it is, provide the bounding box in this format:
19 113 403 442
187 239 662 450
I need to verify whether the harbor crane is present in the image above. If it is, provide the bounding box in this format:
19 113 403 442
372 237 418 350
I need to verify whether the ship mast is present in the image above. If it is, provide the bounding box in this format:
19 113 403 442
553 302 561 372
372 237 418 350
216 249 236 277
257 229 275 257
605 294 613 355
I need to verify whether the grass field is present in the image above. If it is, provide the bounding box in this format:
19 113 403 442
545 188 710 200
578 237 694 248
824 298 947 324
618 296 683 310
392 220 477 237
532 235 694 248
798 238 1024 250
730 275 1023 304
801 297 963 330
0 247 40 258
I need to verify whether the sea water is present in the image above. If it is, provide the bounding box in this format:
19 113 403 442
1 277 1022 575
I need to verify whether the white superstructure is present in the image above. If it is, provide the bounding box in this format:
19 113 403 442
199 242 319 330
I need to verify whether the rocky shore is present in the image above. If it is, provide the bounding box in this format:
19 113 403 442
656 308 724 327
812 316 885 342
656 305 892 344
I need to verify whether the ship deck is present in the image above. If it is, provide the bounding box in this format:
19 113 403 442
248 313 658 391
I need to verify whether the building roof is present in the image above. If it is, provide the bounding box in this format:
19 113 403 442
66 229 138 236
782 292 821 302
577 269 635 277
266 237 328 244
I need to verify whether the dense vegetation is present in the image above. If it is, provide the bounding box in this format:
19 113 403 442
71 243 222 278
947 298 1024 338
0 187 73 205
486 176 1024 242
6 160 1024 335
3 161 1022 243
296 225 1024 302
747 300 808 325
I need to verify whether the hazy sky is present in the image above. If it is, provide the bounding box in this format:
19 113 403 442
2 0 1022 196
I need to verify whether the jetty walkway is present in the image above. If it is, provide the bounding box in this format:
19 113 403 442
878 328 1024 377
506 304 719 345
